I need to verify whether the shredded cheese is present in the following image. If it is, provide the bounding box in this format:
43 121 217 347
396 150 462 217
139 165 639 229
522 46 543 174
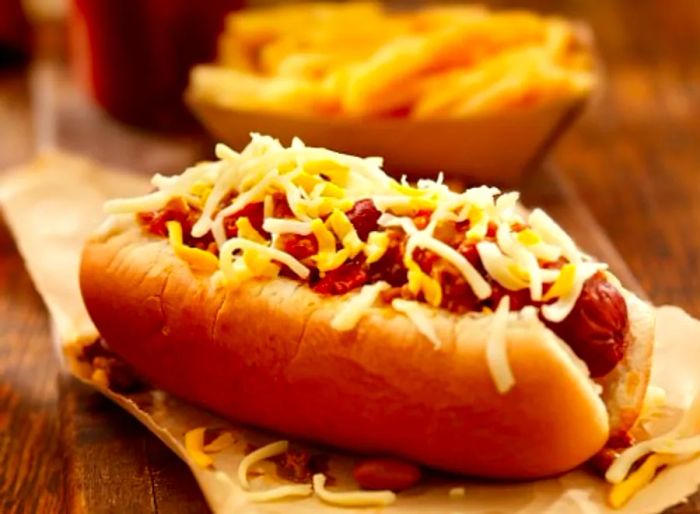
528 208 581 263
392 299 442 349
262 218 312 235
219 238 309 283
331 282 390 331
236 217 267 243
541 262 607 322
409 232 492 300
185 428 214 469
476 241 528 291
608 454 677 508
246 484 313 503
485 296 515 394
166 221 219 272
112 135 618 364
237 440 290 490
327 209 364 257
364 231 389 264
312 473 396 507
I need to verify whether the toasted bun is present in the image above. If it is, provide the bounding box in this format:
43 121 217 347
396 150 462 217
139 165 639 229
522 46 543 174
79 220 653 479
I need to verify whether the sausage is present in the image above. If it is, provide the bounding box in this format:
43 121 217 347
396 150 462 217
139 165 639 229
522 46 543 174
353 458 422 491
545 274 628 377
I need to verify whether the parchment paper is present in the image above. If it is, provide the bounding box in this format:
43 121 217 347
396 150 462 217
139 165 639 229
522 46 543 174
2 151 700 514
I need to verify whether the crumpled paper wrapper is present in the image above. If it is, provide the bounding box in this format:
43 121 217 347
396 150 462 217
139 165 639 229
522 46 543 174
2 151 700 514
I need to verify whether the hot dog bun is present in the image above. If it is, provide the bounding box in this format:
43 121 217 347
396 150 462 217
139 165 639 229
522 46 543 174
80 220 654 479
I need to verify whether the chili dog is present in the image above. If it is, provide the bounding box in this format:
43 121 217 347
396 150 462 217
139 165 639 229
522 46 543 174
80 134 654 480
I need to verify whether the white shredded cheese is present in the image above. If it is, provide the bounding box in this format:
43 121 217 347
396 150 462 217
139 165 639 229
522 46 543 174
410 232 492 300
377 212 418 235
246 484 313 502
262 218 313 235
331 282 390 331
237 440 290 490
392 299 442 349
485 296 515 394
104 190 170 214
312 474 396 507
528 208 581 263
476 242 529 291
541 262 607 322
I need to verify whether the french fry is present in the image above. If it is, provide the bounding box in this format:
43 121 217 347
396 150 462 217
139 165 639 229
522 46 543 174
191 3 596 119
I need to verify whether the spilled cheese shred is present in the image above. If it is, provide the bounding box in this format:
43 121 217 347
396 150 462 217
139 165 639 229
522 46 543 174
237 440 290 490
90 368 109 389
331 282 390 331
185 428 214 469
605 392 700 507
312 473 396 507
246 484 313 503
485 296 515 394
608 454 677 508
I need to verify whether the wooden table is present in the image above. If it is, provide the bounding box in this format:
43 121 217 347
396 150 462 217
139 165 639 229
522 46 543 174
1 1 700 512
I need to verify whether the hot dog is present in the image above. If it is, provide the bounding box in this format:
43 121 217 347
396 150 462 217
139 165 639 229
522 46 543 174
79 134 654 480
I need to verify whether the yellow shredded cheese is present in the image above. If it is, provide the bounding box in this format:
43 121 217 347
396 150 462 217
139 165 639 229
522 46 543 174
166 221 219 272
516 228 541 246
90 368 109 388
236 216 267 243
238 440 290 490
327 209 364 257
185 428 214 469
608 454 677 508
541 262 607 322
542 263 576 301
312 473 396 507
406 262 443 307
364 231 389 264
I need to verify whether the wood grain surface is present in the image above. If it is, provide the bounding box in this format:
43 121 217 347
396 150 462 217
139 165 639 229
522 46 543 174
1 1 700 513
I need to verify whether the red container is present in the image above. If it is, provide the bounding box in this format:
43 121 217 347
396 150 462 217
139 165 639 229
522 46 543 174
70 0 242 131
0 0 29 65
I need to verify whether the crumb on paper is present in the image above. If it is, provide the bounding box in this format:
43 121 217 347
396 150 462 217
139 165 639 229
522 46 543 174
449 486 466 498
